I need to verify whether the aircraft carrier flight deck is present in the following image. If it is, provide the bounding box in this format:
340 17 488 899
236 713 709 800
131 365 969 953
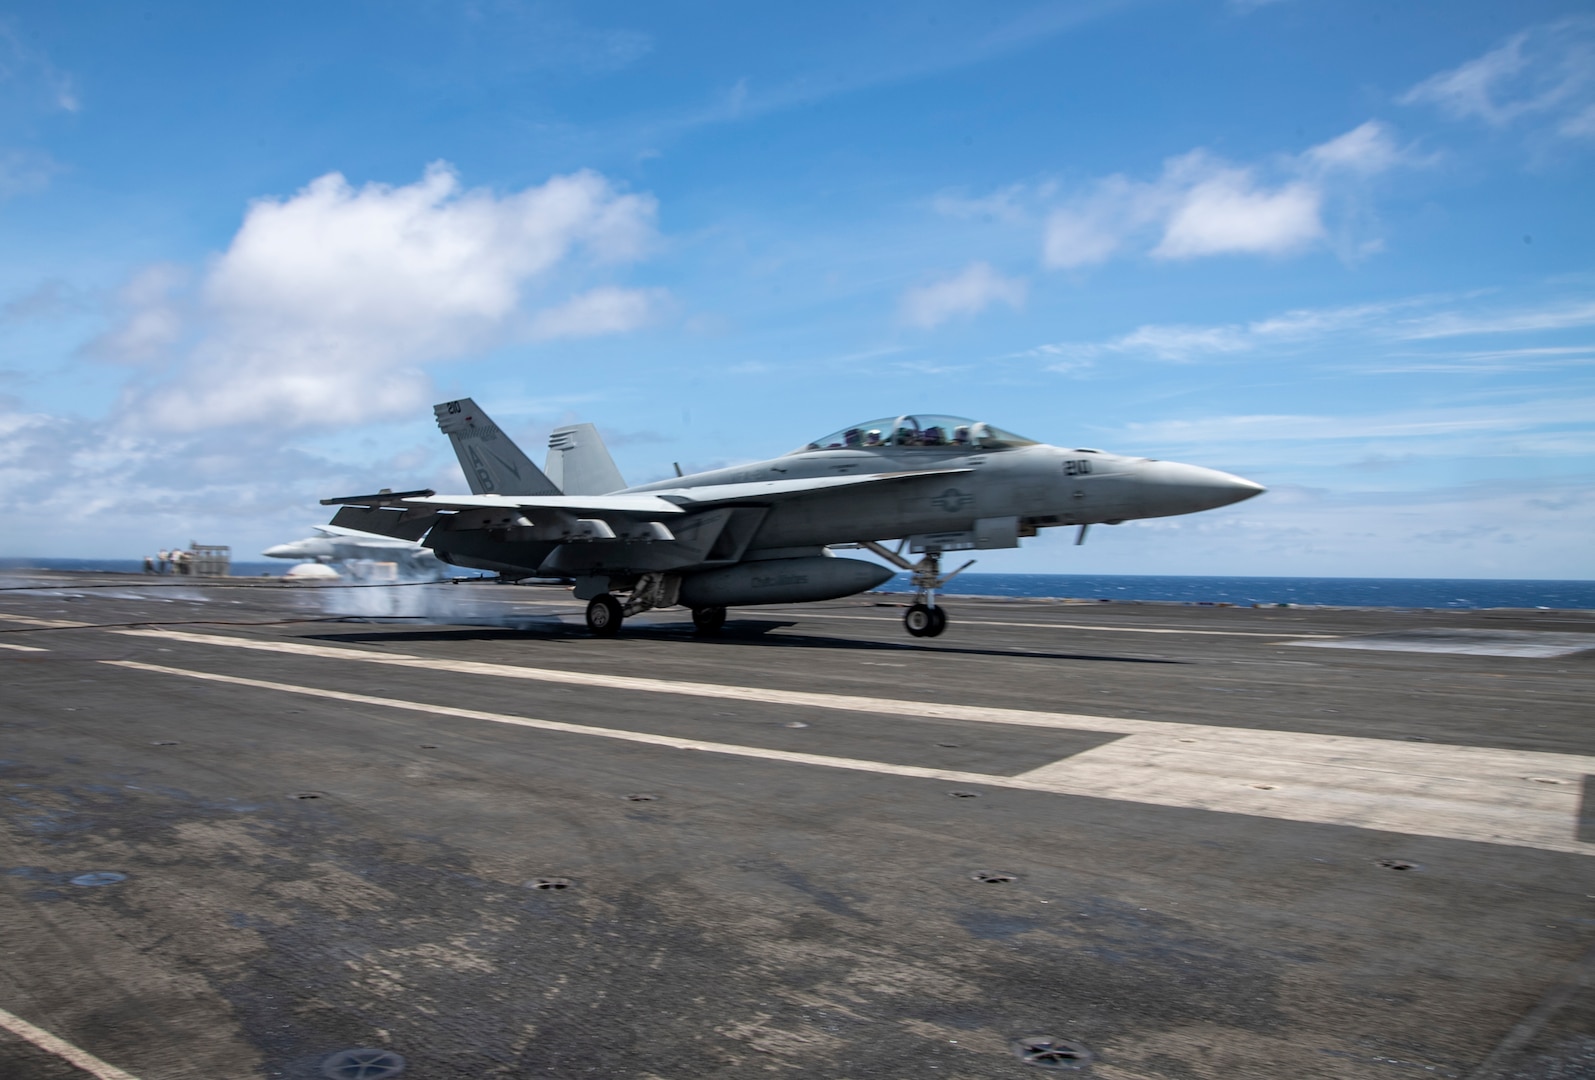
2 573 1593 1079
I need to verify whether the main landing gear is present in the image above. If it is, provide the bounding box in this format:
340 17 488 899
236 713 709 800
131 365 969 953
582 573 697 638
585 594 624 637
859 542 974 640
691 605 728 635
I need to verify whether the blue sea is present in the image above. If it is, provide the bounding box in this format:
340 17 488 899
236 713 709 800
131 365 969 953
2 558 1590 610
875 572 1595 611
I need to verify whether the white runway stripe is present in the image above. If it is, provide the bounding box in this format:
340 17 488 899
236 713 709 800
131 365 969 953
111 628 1176 736
781 611 1331 638
102 659 1023 790
104 640 1595 855
0 1006 142 1080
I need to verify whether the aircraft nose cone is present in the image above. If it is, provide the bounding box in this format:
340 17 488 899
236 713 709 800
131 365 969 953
262 543 299 558
1137 461 1265 515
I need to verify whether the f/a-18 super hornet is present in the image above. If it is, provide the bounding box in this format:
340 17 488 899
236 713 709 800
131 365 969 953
322 399 1263 638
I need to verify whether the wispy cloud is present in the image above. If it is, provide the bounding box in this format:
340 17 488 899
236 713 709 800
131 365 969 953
1400 18 1595 137
899 261 1027 329
0 21 81 113
1119 396 1595 446
1021 292 1595 366
1393 300 1595 340
1023 297 1422 363
1364 346 1595 374
1035 121 1417 270
640 2 1129 144
0 148 64 201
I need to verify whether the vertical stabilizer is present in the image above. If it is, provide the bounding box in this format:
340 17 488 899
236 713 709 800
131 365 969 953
434 398 561 496
546 423 627 495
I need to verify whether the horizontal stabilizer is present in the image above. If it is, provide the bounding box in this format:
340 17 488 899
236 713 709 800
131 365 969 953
327 505 436 541
320 488 436 507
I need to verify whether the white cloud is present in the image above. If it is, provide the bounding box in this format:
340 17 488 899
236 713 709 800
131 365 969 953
1561 103 1595 139
1395 299 1595 340
1025 297 1418 364
100 163 662 433
1020 290 1595 369
528 286 666 339
0 148 63 201
89 264 188 364
931 183 1041 225
0 23 80 115
1151 158 1322 259
1042 175 1162 269
1302 120 1407 176
1039 124 1411 270
899 261 1027 329
1119 396 1595 446
1400 19 1595 133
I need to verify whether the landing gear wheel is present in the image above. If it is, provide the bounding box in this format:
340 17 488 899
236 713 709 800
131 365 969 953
905 603 935 637
926 606 948 637
691 606 727 635
585 594 624 637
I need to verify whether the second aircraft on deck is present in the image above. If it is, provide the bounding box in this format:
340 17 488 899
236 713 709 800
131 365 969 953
324 400 1263 638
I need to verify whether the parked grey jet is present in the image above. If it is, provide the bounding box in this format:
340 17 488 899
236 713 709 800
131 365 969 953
323 399 1263 637
262 524 447 580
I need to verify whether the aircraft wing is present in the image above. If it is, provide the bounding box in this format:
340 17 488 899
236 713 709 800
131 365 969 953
662 468 975 507
321 491 688 516
323 470 973 518
322 469 969 539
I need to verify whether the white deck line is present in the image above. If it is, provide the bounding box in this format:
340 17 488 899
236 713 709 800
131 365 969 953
761 611 1332 637
104 632 1595 855
0 1006 142 1080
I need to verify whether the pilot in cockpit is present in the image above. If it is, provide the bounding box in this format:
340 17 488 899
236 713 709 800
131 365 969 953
952 425 970 445
864 429 883 446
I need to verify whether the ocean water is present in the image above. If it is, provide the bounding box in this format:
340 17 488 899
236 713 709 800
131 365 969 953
0 558 288 578
1 558 1590 611
877 573 1595 611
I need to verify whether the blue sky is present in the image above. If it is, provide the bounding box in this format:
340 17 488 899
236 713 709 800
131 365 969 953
2 0 1592 577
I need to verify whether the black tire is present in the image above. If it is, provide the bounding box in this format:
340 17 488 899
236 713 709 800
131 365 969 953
904 603 934 637
925 605 948 637
691 606 727 635
585 594 624 637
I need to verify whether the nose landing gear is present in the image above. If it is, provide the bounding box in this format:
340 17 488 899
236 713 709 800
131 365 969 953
904 602 948 638
859 542 973 639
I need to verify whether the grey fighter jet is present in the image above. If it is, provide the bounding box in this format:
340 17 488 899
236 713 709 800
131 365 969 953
323 399 1263 638
262 524 447 580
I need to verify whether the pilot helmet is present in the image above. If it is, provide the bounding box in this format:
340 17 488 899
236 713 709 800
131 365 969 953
865 429 882 444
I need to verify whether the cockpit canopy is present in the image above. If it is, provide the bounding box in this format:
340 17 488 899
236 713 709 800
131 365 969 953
794 414 1038 453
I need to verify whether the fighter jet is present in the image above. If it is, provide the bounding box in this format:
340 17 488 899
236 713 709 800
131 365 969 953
262 524 447 581
323 399 1263 637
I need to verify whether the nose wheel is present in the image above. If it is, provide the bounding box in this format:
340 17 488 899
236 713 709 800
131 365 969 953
904 603 948 638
